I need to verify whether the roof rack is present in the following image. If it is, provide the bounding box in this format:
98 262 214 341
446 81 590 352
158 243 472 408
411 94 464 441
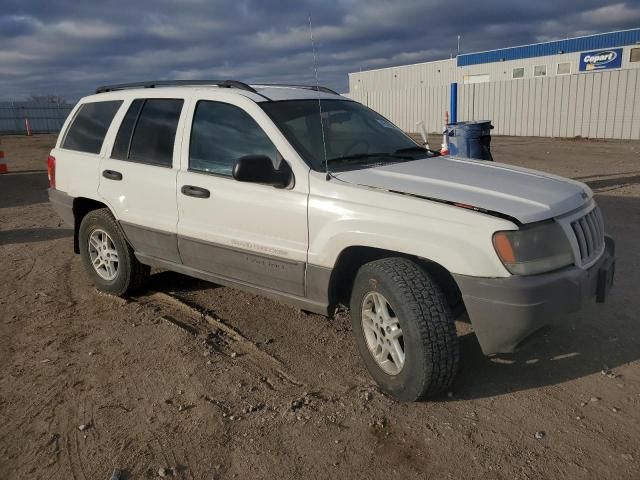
255 84 340 95
95 80 257 94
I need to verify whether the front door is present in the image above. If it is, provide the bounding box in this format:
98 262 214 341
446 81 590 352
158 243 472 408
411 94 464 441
176 97 308 296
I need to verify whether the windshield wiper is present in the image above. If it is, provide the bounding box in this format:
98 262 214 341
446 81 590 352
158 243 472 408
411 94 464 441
394 146 440 156
326 152 388 164
327 152 412 164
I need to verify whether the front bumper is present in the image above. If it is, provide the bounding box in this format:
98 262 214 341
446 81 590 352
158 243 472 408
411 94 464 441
453 236 615 355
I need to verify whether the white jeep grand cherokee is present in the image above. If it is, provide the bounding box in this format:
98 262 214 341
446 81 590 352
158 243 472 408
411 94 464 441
48 80 615 401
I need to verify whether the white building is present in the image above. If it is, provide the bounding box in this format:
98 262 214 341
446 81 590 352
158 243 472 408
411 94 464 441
347 29 640 139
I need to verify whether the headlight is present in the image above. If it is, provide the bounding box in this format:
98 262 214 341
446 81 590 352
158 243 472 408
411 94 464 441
493 221 574 275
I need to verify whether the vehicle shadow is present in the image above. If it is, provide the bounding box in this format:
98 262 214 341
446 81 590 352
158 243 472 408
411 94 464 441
585 173 640 191
0 172 49 208
451 314 637 400
0 227 72 245
145 270 221 295
447 193 639 400
574 170 640 182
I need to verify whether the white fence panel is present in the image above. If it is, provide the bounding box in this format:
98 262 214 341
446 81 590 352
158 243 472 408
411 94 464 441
347 69 640 139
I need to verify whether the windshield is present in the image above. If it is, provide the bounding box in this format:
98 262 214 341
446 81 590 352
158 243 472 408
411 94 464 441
260 99 429 172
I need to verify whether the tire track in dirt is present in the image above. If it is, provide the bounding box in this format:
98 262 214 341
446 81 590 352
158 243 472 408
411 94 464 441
56 374 90 480
118 290 310 478
131 291 306 391
8 242 93 474
73 429 89 480
63 434 81 480
172 286 369 398
88 313 167 478
62 287 238 479
3 366 69 433
2 229 109 480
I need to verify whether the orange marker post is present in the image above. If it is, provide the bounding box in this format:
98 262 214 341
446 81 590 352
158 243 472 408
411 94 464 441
0 138 8 173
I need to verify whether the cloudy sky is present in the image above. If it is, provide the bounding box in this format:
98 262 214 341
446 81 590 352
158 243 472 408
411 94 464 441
1 0 640 101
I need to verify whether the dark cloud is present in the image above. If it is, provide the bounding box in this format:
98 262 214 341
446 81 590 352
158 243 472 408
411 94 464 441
1 0 639 100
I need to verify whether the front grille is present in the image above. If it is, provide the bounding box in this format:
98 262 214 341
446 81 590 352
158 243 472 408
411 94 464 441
571 207 605 263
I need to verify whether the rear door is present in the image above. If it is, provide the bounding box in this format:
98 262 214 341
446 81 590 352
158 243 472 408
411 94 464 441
176 94 309 296
99 95 187 263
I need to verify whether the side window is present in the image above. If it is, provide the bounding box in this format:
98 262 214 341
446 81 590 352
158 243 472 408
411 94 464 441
534 65 547 77
62 101 122 154
189 101 278 176
111 98 183 167
111 99 143 160
557 62 571 75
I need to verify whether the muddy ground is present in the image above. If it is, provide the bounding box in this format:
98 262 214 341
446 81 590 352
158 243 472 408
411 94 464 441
0 134 639 480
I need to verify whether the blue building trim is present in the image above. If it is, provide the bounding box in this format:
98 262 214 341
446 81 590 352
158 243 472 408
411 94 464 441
457 29 640 67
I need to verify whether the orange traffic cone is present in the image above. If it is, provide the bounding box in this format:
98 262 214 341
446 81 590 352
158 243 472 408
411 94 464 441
0 138 8 174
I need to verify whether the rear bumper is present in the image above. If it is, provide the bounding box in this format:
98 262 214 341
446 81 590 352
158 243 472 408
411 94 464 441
48 188 74 226
454 236 615 354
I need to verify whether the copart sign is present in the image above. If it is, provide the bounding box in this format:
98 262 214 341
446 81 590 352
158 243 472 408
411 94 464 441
579 48 623 71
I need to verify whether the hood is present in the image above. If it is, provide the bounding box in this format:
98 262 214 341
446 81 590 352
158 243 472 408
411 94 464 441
333 156 591 224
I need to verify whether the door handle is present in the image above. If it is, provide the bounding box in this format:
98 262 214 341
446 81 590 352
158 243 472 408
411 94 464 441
181 185 210 198
102 169 123 181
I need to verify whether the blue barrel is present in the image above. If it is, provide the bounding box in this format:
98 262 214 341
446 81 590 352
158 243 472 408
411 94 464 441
446 121 494 161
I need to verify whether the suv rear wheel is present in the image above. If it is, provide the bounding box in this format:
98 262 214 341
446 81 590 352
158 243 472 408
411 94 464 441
79 208 149 296
350 258 459 401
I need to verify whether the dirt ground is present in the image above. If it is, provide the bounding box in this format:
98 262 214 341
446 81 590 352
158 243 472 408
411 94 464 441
1 134 639 480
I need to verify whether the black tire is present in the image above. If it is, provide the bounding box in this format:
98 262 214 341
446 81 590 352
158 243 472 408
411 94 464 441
350 258 459 401
79 208 149 296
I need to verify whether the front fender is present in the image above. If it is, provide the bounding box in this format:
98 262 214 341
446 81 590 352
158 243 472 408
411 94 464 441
308 177 515 277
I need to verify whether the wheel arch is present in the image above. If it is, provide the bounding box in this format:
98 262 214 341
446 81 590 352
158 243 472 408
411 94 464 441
327 245 463 315
72 197 113 253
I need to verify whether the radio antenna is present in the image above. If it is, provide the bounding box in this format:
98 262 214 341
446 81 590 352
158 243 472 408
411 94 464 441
308 14 330 180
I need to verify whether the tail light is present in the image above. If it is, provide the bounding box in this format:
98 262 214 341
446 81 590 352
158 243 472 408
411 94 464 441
47 155 56 188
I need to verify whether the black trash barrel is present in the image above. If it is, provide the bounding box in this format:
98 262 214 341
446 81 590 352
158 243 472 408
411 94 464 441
446 120 494 161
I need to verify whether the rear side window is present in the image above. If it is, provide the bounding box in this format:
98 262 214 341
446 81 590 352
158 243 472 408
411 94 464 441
111 99 143 160
111 99 183 167
62 101 122 154
189 101 277 176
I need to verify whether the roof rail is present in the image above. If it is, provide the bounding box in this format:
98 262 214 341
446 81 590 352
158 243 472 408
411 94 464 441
95 80 257 94
254 84 340 95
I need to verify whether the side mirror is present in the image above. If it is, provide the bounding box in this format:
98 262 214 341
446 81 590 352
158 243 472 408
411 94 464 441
232 155 292 188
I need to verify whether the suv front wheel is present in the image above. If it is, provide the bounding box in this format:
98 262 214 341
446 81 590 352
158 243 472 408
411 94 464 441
350 258 459 401
79 208 149 296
